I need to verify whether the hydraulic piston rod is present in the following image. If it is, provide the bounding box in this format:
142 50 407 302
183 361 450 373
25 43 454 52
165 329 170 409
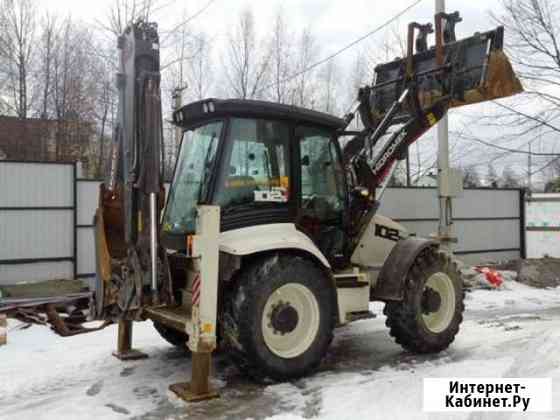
150 192 159 303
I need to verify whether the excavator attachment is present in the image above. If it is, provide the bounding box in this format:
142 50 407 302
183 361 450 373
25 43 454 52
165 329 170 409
362 19 522 128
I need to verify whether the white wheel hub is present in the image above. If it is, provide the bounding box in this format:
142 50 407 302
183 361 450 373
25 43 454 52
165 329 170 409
421 272 456 334
262 283 320 358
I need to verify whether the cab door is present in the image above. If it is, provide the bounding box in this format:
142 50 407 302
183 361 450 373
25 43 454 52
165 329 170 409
296 125 347 265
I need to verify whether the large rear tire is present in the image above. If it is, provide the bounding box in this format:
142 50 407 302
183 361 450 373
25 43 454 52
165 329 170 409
384 248 464 353
152 321 190 350
226 254 336 381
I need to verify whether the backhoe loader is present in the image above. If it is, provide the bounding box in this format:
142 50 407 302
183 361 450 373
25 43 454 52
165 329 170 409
92 14 522 401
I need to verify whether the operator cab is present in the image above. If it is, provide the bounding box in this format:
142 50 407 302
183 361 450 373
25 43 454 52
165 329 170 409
162 98 349 266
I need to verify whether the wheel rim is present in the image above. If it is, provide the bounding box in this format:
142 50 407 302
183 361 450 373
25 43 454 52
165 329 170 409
421 272 456 334
262 283 320 358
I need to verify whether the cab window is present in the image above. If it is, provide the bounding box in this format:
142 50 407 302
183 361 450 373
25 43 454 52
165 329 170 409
215 118 291 210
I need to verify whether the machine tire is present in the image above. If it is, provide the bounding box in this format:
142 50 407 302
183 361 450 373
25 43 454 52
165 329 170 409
227 254 336 381
383 248 464 353
152 321 190 350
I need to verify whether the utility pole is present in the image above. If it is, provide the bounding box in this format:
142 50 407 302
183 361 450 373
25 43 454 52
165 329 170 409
435 0 456 254
528 142 532 191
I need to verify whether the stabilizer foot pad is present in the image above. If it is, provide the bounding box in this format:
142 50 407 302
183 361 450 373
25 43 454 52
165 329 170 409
112 349 148 361
169 382 219 402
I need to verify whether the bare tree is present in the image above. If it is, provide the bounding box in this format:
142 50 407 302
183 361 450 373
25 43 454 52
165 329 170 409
291 28 318 108
185 32 213 102
501 166 521 187
318 59 339 114
51 18 99 160
462 165 481 188
103 0 161 36
36 12 58 120
89 40 117 177
487 163 500 187
477 0 560 184
0 0 36 118
344 51 370 119
269 9 292 103
224 8 271 99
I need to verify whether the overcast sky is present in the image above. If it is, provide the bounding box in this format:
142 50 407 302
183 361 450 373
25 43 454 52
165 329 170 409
39 0 552 183
43 0 503 56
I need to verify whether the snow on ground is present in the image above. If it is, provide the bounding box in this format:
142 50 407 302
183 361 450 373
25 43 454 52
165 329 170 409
2 281 560 420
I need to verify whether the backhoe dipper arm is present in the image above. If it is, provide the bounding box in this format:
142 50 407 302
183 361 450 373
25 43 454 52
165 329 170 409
93 21 169 319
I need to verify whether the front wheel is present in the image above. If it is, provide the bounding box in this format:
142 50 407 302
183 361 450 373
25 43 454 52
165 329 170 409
226 254 336 381
384 248 464 353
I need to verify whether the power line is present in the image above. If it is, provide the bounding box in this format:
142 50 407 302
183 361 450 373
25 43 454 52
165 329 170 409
459 133 560 156
530 155 560 176
256 0 426 95
160 0 217 43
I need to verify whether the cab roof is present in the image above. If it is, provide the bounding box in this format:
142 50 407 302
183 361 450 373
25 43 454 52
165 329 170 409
172 98 346 131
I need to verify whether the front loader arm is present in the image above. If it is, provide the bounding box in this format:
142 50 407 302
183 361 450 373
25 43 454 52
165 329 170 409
344 13 522 192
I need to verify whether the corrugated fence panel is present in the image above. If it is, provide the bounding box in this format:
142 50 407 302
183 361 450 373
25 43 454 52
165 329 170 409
0 162 73 207
378 187 522 264
526 193 560 258
0 161 74 285
77 180 100 226
0 210 72 259
0 161 525 285
76 180 100 280
380 188 520 219
0 262 73 284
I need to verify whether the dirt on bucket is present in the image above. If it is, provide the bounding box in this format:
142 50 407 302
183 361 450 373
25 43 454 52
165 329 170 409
451 50 523 109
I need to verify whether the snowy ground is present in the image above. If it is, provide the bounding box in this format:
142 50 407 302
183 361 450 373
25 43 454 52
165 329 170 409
2 281 560 420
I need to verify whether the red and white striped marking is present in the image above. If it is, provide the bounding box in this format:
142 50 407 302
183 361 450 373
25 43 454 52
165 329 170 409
192 274 201 306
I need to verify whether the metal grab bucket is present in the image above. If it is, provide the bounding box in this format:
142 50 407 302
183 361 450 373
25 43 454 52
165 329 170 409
451 50 523 109
368 26 523 125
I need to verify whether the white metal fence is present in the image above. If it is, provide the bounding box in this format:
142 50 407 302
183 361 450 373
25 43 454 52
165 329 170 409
0 161 526 285
379 187 526 265
526 192 560 258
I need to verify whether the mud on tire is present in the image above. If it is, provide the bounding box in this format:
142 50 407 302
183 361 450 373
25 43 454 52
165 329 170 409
383 248 464 353
225 254 336 381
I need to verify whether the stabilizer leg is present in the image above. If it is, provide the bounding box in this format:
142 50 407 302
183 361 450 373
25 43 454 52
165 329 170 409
169 205 221 403
112 319 148 360
169 351 218 402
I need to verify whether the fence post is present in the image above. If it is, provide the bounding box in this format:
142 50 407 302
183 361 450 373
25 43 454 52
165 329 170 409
73 162 78 280
519 188 527 259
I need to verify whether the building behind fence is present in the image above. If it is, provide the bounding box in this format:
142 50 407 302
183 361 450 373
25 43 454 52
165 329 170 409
0 116 94 172
0 161 527 286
